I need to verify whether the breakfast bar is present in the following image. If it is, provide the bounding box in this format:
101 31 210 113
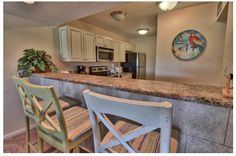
30 73 233 153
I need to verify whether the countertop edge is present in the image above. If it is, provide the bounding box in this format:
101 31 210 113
31 74 233 109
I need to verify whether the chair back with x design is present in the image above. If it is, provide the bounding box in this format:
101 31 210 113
83 89 172 153
12 76 34 118
22 81 70 149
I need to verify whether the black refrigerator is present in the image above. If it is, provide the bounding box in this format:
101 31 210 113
121 51 146 79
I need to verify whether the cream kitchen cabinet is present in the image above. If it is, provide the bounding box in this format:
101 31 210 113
121 73 133 79
95 35 113 49
83 31 96 61
126 43 136 51
59 26 96 62
113 40 120 62
118 42 127 62
117 42 136 62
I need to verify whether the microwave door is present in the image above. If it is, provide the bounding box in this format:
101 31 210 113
96 46 114 62
97 51 110 62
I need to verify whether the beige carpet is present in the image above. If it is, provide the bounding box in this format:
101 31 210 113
4 128 94 153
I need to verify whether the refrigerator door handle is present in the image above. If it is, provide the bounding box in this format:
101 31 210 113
138 67 140 79
136 53 139 68
138 54 140 67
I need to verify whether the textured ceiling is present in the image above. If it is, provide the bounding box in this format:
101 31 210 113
80 2 205 38
4 2 126 25
4 2 205 38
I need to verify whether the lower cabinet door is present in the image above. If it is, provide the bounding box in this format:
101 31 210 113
121 74 132 79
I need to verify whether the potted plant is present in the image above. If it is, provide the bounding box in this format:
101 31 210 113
17 48 59 77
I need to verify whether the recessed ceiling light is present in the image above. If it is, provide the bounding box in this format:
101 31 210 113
24 1 35 4
111 11 127 21
159 1 178 11
137 28 149 35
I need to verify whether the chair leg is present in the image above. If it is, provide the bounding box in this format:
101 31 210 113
38 137 44 153
77 146 81 153
75 146 80 153
69 149 73 153
65 149 71 153
25 116 30 153
69 146 80 153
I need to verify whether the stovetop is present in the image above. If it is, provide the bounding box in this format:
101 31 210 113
89 66 109 76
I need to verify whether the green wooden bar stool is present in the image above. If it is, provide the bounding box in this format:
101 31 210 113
21 80 93 153
12 76 74 152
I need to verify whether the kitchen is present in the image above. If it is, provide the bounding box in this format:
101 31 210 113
3 1 233 154
58 12 150 80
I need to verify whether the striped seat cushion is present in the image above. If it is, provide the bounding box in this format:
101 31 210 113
51 106 92 142
101 120 179 153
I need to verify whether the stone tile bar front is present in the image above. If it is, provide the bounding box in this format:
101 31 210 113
30 73 233 153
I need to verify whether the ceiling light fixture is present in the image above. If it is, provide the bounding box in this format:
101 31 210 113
24 1 35 4
159 1 178 11
137 28 149 35
111 11 127 21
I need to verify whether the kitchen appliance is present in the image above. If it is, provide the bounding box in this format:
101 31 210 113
77 65 86 74
121 51 146 79
96 46 114 62
89 66 109 76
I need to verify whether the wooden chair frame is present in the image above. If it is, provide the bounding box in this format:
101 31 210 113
83 89 173 153
21 81 92 153
12 76 38 152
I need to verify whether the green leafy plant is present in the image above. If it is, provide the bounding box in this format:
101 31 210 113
17 48 59 77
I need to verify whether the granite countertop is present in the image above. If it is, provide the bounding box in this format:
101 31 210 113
32 73 233 108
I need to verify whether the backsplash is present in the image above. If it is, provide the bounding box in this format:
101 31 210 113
60 62 119 73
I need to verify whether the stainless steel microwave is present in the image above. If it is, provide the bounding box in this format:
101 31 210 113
96 46 114 62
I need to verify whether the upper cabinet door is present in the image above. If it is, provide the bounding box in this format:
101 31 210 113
127 43 136 51
84 31 96 62
96 35 104 47
59 27 70 61
70 29 83 60
96 35 113 49
104 38 113 49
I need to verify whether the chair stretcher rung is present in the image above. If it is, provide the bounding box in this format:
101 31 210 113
27 142 38 152
79 145 93 153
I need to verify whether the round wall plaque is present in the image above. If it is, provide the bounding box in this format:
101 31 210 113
172 30 206 60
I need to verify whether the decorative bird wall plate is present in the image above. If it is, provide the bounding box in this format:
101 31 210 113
172 30 206 60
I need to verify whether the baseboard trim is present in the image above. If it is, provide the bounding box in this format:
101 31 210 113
4 124 36 140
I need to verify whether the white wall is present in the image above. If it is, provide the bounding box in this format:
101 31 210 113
4 14 67 136
155 3 227 86
3 13 128 136
130 35 156 80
